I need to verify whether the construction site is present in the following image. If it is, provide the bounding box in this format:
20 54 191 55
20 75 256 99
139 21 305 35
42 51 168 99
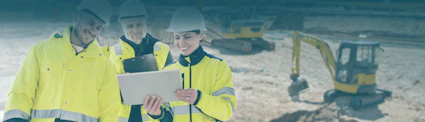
1 0 425 121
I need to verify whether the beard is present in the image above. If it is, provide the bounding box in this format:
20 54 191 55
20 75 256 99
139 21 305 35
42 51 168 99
125 32 146 44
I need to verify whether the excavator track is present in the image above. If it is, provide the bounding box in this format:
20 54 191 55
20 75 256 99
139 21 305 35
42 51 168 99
211 38 275 53
250 38 276 51
323 89 392 109
349 89 392 110
211 39 252 53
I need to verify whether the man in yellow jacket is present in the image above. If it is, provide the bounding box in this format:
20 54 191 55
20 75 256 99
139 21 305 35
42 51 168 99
102 0 173 122
152 7 237 122
2 0 121 122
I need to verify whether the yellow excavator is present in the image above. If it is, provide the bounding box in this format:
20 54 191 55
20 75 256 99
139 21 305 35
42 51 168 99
288 31 392 109
210 10 275 53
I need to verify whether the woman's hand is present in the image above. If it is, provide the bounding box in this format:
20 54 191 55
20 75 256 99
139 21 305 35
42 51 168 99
174 88 198 104
143 96 162 116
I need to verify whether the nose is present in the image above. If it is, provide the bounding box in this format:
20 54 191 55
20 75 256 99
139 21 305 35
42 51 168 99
88 26 96 35
132 27 138 33
178 38 187 47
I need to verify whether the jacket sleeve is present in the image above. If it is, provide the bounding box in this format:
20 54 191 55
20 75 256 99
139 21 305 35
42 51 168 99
164 51 174 67
194 60 236 121
109 46 125 74
150 105 173 122
159 110 173 122
98 62 121 122
3 46 39 121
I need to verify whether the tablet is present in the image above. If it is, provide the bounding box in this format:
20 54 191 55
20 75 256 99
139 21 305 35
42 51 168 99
123 54 158 73
118 70 181 105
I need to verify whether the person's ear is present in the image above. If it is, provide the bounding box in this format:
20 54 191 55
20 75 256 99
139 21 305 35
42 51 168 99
199 31 204 44
199 31 204 40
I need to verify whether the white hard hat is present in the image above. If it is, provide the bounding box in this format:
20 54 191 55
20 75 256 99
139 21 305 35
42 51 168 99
76 0 112 27
166 7 207 32
118 0 148 21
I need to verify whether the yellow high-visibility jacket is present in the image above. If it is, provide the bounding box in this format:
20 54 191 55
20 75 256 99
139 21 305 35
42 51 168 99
3 25 121 122
107 34 172 122
162 46 236 122
109 35 172 74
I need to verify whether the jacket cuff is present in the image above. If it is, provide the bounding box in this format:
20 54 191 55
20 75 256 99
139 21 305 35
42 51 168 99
148 107 165 120
193 90 202 105
4 118 29 122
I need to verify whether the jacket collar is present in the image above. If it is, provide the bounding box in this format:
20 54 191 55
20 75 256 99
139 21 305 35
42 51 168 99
119 33 158 56
178 46 206 66
120 33 155 47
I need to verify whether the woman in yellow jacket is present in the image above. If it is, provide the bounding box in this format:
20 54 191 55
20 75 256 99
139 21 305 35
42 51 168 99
150 7 237 122
105 0 173 122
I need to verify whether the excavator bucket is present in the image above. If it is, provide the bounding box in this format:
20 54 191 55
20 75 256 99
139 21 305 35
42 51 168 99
288 78 309 96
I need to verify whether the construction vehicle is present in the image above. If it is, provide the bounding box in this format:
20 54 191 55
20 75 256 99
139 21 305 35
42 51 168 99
288 31 391 109
210 10 276 53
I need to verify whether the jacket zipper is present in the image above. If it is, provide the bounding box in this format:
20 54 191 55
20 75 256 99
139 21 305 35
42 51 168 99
189 63 193 122
181 74 185 89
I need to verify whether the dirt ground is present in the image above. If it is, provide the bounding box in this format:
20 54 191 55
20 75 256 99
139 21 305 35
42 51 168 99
216 31 425 122
1 19 425 122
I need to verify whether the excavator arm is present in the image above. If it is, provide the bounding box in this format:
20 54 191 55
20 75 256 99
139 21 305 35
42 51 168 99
288 31 338 96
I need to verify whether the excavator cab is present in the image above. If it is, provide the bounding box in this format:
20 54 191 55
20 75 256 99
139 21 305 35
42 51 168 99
335 41 381 94
330 41 390 109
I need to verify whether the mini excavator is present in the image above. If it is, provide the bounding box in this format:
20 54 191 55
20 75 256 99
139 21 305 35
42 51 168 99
288 31 392 109
211 9 275 53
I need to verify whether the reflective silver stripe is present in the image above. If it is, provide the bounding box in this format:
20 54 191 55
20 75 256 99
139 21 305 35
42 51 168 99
142 114 151 121
172 105 202 115
31 109 98 122
114 43 123 55
154 43 161 51
163 102 171 108
212 87 235 96
3 109 30 121
119 117 128 122
223 98 236 114
119 115 152 122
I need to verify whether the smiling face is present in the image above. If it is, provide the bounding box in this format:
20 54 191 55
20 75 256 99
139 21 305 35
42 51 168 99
120 16 147 44
173 30 204 56
73 11 105 46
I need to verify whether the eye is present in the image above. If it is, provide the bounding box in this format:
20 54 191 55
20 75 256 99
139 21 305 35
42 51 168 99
96 26 102 31
137 22 144 27
89 22 94 26
184 36 191 39
174 37 180 40
127 25 133 28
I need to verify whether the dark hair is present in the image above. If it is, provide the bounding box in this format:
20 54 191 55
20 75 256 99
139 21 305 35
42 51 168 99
188 29 203 43
188 29 201 35
120 15 147 20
